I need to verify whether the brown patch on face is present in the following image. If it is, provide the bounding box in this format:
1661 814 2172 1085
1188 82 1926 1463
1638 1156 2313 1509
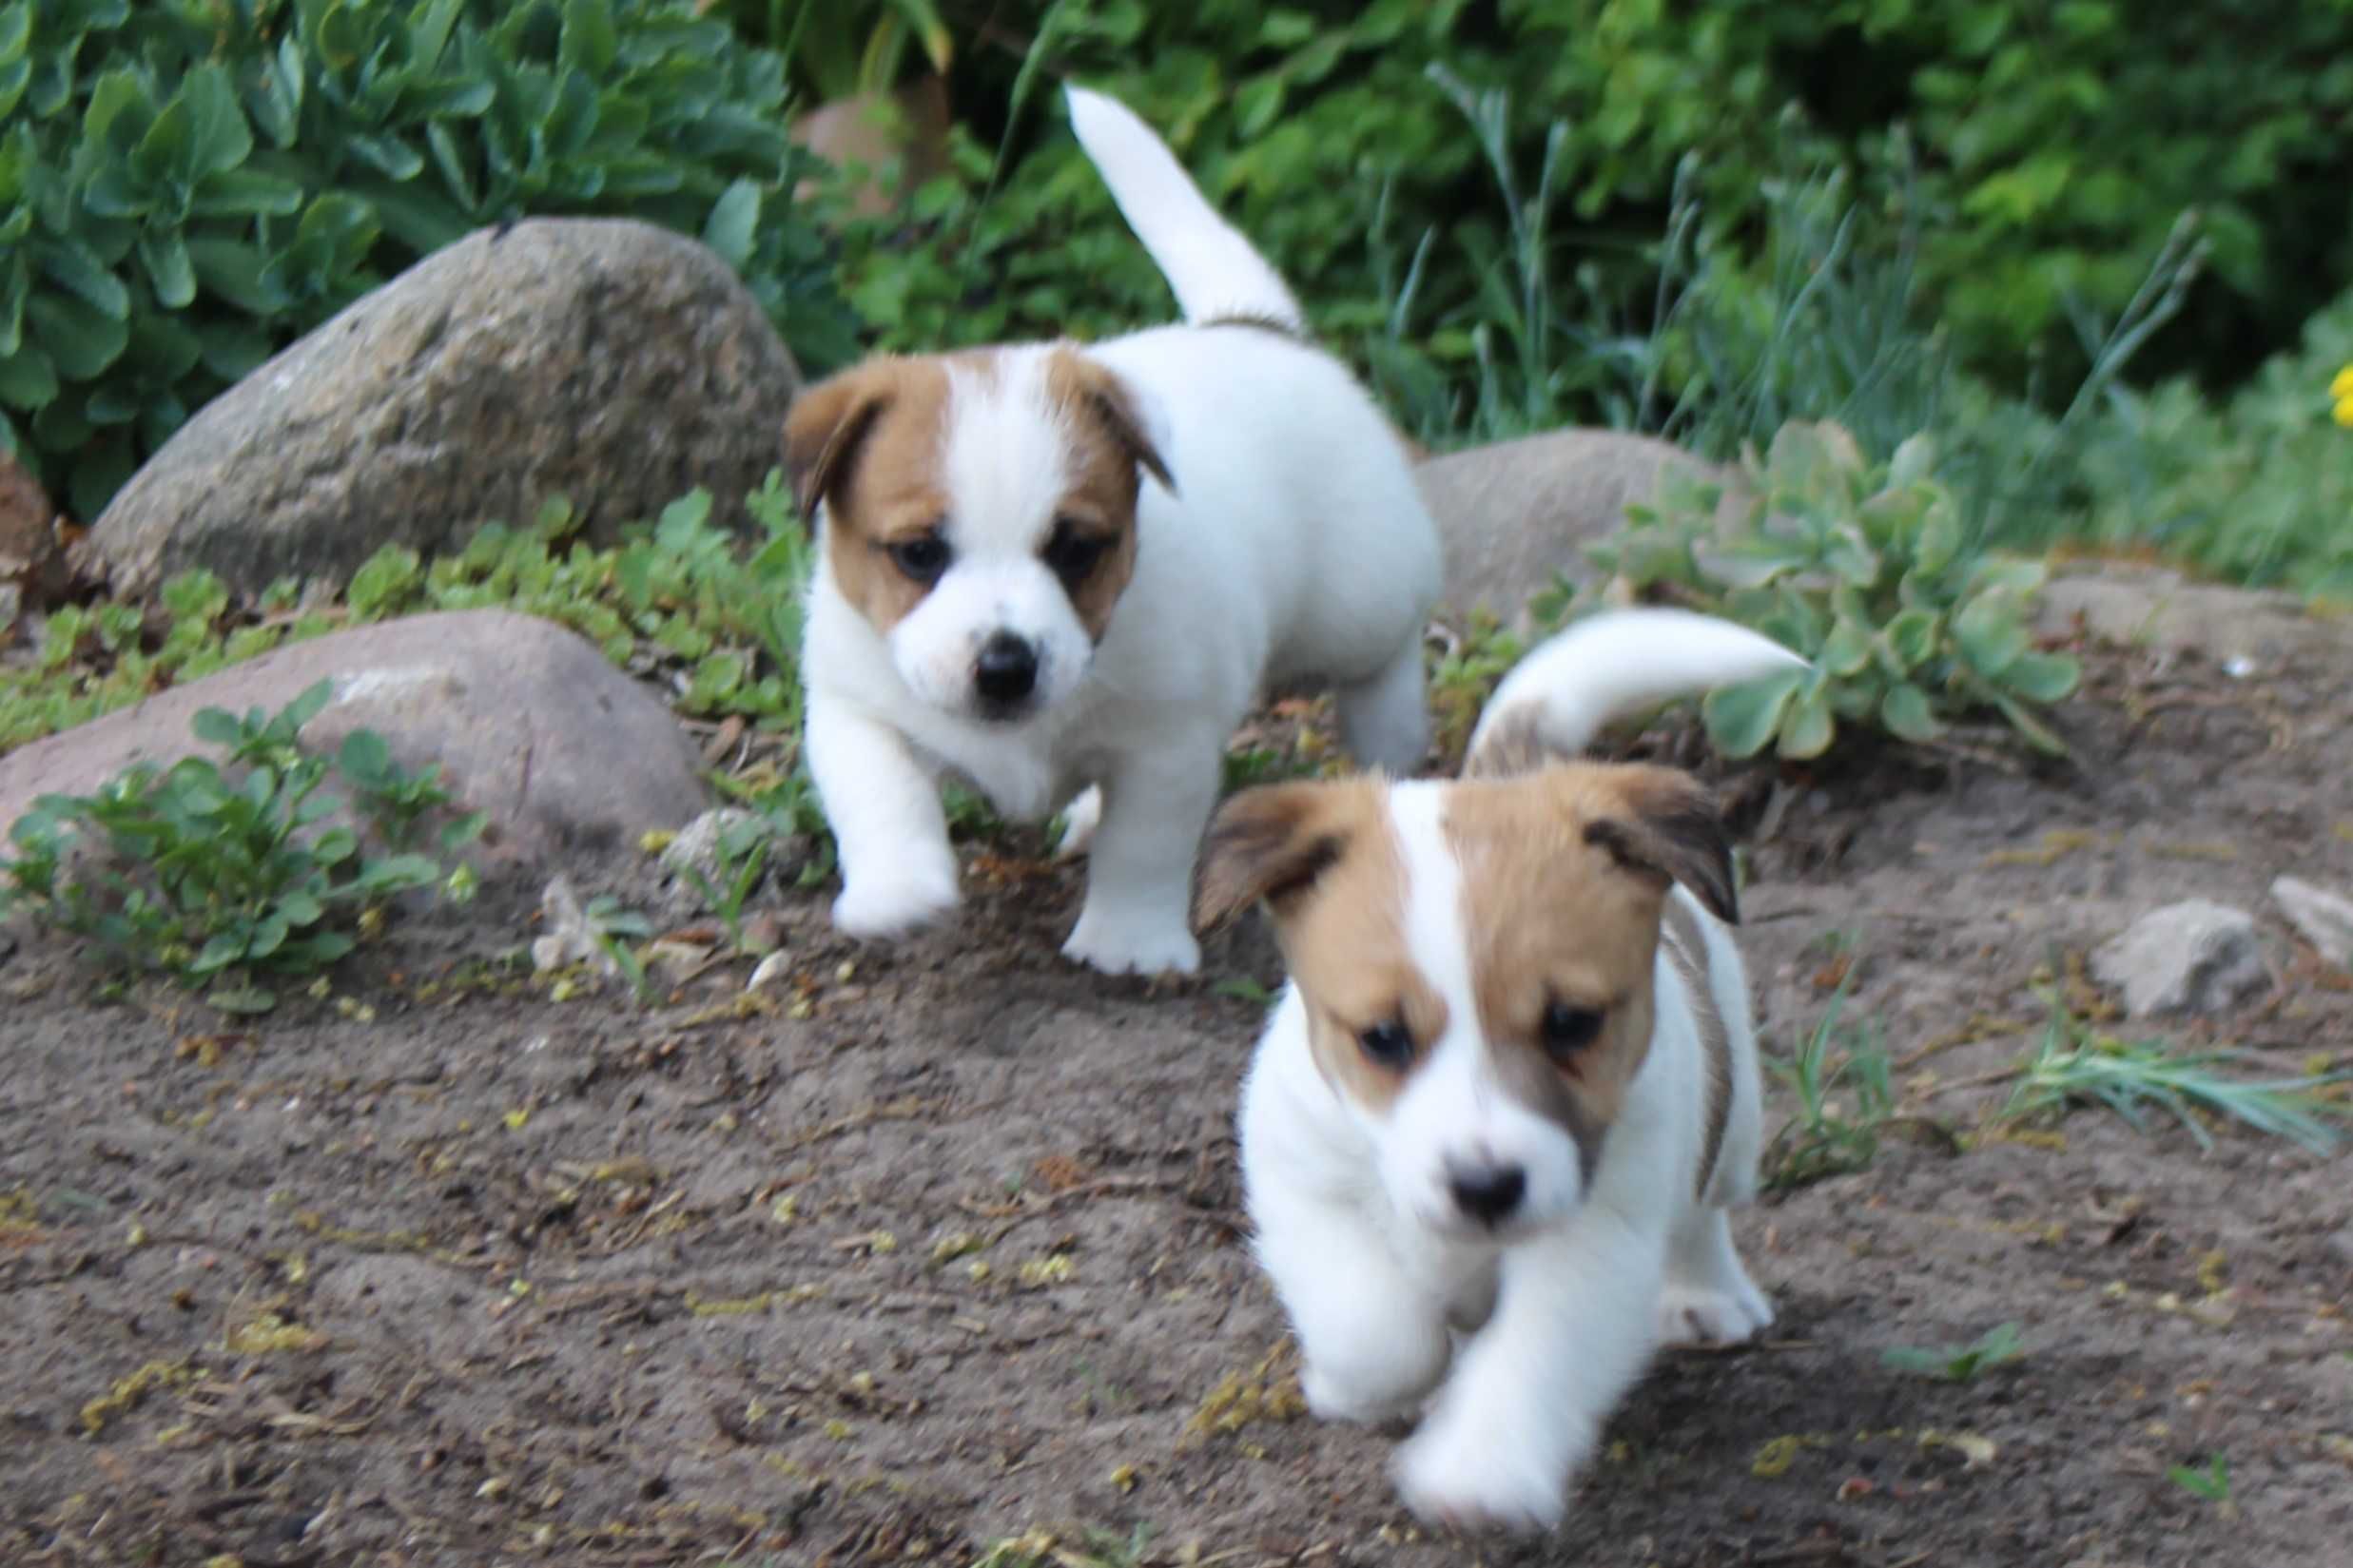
1040 349 1167 642
1194 781 1446 1113
782 355 962 634
1441 763 1737 1162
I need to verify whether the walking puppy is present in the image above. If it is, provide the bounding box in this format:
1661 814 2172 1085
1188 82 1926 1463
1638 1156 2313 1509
1196 610 1806 1530
785 86 1442 976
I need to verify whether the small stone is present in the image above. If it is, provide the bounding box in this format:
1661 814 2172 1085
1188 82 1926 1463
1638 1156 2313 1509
2090 900 2271 1017
747 951 793 993
2270 876 2353 972
534 874 619 978
656 807 773 912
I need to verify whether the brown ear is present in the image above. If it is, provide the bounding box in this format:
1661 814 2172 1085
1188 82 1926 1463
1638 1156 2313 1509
1053 354 1176 497
1193 782 1350 933
1582 765 1740 924
782 366 894 525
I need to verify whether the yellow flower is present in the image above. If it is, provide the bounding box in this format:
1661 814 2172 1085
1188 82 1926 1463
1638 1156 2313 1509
2335 364 2353 400
2337 397 2353 429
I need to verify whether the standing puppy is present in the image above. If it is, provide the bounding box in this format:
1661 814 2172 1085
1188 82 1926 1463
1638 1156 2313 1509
1196 610 1807 1530
786 86 1442 976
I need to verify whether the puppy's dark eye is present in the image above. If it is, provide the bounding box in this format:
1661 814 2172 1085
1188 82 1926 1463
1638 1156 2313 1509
886 532 950 585
1541 1001 1604 1063
1358 1018 1414 1070
1042 518 1109 586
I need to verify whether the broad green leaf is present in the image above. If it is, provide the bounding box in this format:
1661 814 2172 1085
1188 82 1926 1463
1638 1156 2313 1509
1817 615 1874 677
33 236 129 319
288 930 354 967
191 707 243 747
187 237 288 315
282 678 335 731
1912 492 1964 578
1707 538 1808 590
1880 682 1943 742
1953 590 2032 677
191 166 306 219
139 227 196 308
1888 433 1937 489
181 65 254 179
561 0 619 79
1964 555 2047 596
27 292 127 378
1821 522 1879 587
0 344 57 408
702 178 758 269
249 911 289 958
338 728 392 779
192 932 250 974
2004 649 2081 704
1778 681 1837 760
1702 667 1805 759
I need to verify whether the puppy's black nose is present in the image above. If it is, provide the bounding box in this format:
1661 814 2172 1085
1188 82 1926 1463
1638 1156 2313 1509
1448 1163 1527 1226
974 632 1039 706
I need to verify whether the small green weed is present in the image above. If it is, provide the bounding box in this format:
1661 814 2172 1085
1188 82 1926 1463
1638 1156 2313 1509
1881 1321 2027 1383
1584 419 2081 759
1213 978 1275 1007
1 682 472 1011
679 814 779 953
1763 965 1901 1191
2168 1453 2233 1505
1996 999 2348 1157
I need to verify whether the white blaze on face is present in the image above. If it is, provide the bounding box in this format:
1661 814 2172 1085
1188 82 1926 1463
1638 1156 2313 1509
1378 783 1590 1239
889 351 1099 718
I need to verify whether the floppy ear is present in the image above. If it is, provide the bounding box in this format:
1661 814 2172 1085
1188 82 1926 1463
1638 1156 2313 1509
1058 356 1177 497
1581 765 1740 924
1193 782 1348 933
783 366 894 526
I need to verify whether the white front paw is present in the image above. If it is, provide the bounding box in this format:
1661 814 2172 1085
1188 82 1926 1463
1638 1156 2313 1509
1657 1281 1774 1346
1302 1363 1426 1426
831 859 959 939
1393 1406 1575 1534
1061 902 1199 976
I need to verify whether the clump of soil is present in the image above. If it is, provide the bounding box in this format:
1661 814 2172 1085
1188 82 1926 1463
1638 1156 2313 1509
4 639 2349 1566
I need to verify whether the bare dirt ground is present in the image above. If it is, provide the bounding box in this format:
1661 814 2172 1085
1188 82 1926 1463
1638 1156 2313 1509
5 633 2351 1568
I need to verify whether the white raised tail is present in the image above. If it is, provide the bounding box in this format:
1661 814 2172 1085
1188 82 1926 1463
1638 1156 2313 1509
1467 609 1809 774
1063 85 1305 333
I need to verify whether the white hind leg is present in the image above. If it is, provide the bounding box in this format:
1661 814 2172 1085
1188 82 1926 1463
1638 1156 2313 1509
1657 1204 1774 1345
1333 641 1429 775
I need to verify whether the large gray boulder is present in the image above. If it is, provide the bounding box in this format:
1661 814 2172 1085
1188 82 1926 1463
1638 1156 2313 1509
91 219 802 596
1418 429 1741 622
0 610 710 873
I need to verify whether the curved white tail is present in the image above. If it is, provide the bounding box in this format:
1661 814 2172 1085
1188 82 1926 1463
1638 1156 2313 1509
1064 85 1304 333
1467 610 1809 774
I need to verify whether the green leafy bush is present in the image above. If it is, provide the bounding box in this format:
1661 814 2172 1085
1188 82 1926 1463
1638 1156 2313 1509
830 0 2353 412
2040 291 2353 600
1 679 478 1010
1582 419 2082 759
343 473 816 735
0 0 858 519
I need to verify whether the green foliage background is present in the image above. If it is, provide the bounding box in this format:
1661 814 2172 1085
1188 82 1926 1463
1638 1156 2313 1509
0 0 860 520
839 0 2353 398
